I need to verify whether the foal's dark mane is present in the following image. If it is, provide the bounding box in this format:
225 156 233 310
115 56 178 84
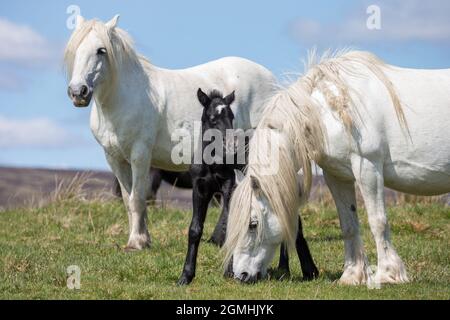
207 90 226 101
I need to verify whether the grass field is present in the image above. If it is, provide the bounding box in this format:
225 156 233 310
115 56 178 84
0 197 448 300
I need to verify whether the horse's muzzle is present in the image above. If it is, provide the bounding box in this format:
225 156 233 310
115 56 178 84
68 85 93 108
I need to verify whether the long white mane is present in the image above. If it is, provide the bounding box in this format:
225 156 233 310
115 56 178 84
223 50 406 265
63 19 153 87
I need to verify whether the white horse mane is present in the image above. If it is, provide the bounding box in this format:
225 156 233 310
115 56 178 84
223 50 407 266
64 19 153 87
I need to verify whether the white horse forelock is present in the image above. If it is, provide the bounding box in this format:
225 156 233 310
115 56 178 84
63 19 152 89
223 50 407 268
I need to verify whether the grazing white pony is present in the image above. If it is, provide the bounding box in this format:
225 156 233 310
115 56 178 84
224 50 450 285
64 15 276 250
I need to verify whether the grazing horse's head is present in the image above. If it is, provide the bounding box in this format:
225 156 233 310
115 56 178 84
223 126 306 283
197 88 236 154
64 15 122 107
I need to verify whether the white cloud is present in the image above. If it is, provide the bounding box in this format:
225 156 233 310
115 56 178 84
289 0 450 46
0 18 56 66
0 115 79 148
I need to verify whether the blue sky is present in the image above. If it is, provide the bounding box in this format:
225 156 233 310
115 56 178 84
0 0 449 170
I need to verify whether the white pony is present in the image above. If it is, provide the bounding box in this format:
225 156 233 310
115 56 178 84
64 15 276 250
224 50 450 285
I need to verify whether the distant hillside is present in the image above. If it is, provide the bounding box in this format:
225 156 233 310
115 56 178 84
0 166 193 211
0 166 447 211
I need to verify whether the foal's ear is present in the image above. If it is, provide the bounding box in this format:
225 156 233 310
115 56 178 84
75 15 85 29
234 169 245 185
224 91 235 106
106 14 120 29
250 175 261 191
197 88 211 108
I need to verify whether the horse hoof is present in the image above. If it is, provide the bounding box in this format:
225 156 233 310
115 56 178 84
269 267 290 281
374 270 409 284
126 234 151 250
207 237 224 247
339 265 368 285
303 267 319 281
223 270 234 279
177 275 193 286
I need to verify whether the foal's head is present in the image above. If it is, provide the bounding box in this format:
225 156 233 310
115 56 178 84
197 89 235 133
197 89 237 156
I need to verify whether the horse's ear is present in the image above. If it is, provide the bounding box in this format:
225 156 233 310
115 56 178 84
197 88 211 108
234 169 245 185
106 14 120 29
224 91 235 106
75 15 85 29
250 175 261 191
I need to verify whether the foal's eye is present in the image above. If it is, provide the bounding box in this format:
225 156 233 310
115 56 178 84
97 48 107 55
249 220 258 232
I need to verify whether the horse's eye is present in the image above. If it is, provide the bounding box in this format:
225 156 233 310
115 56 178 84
97 48 107 55
249 220 258 231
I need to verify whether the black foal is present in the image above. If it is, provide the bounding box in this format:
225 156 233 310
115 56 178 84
178 89 240 285
177 89 318 285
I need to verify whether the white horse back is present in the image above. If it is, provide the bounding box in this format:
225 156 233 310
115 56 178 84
318 65 450 195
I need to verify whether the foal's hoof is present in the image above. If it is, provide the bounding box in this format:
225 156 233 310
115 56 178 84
269 267 290 281
207 236 224 247
177 275 193 286
224 269 234 279
303 267 320 281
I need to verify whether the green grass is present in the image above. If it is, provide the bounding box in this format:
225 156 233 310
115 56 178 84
0 199 448 299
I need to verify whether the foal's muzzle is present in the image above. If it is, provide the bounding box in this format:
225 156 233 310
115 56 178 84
68 84 93 107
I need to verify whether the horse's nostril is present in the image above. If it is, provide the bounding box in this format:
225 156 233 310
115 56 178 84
240 272 249 281
80 85 89 97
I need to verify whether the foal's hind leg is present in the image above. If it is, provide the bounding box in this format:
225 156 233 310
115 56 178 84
351 157 408 284
277 243 290 277
148 169 162 204
275 217 318 281
209 179 234 247
295 217 319 280
324 172 369 285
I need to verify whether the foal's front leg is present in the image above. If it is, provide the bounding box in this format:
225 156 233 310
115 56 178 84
178 178 214 285
125 145 152 251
